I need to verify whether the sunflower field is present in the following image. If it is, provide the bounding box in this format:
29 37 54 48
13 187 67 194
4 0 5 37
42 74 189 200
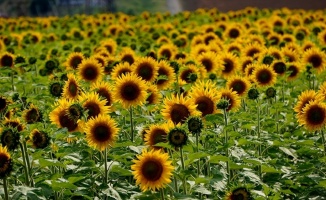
0 6 326 200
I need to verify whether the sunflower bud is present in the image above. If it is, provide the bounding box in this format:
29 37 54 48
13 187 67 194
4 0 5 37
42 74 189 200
168 127 188 148
216 98 230 110
49 82 63 97
265 87 276 98
187 116 203 135
0 128 20 151
247 88 259 100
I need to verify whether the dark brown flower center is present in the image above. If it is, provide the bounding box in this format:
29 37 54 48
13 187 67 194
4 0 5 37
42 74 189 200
26 108 40 123
273 62 286 75
70 56 82 69
230 80 246 95
170 104 190 124
1 55 13 67
257 69 272 84
222 58 234 73
229 28 240 39
121 82 141 101
82 65 98 81
157 68 168 85
308 55 322 68
85 102 101 119
0 98 7 111
97 89 111 106
93 125 111 142
59 111 78 131
180 69 193 83
307 105 326 125
247 48 260 57
151 129 167 148
141 160 163 181
122 55 134 65
287 65 298 78
137 63 154 81
196 96 214 116
201 58 213 72
68 81 78 97
161 49 172 60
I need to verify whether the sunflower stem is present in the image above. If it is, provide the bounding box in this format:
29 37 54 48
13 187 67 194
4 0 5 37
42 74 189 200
23 141 34 187
104 148 108 184
160 188 165 200
222 108 230 184
168 149 178 193
129 107 134 142
3 176 9 200
257 99 262 179
19 142 30 186
180 147 187 195
11 72 14 91
196 133 200 176
321 130 326 156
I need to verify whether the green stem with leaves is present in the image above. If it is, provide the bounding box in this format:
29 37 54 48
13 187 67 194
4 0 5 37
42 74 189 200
3 176 9 200
19 142 29 186
160 188 165 200
257 100 262 179
321 130 326 156
180 147 187 195
104 148 108 184
129 107 134 142
196 133 200 176
223 108 230 184
23 141 33 187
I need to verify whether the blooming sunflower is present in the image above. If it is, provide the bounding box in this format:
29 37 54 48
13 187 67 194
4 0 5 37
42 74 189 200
317 29 326 46
225 187 252 200
144 122 174 150
298 100 326 131
64 52 84 70
271 60 287 76
196 51 219 75
84 114 119 151
286 62 303 81
318 81 326 101
224 24 242 39
100 39 117 55
119 48 137 65
0 96 9 113
78 58 103 83
243 42 263 59
146 85 161 105
282 48 299 62
219 88 241 112
240 57 253 74
155 60 176 90
189 86 221 117
251 64 277 87
3 118 25 132
294 90 323 114
91 81 114 107
113 73 147 109
178 64 201 84
49 98 80 132
0 52 15 67
302 48 326 73
29 129 50 149
22 104 42 124
131 149 174 192
62 73 82 101
78 92 110 120
161 94 200 124
110 62 132 80
219 52 239 79
0 145 13 178
132 57 159 83
226 76 251 97
0 128 20 151
157 44 178 60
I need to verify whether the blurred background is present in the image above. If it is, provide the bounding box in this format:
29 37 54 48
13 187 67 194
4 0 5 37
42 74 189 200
0 0 325 17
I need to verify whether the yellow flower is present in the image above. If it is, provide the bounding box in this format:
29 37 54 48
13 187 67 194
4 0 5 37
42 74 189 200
297 100 326 131
78 58 103 83
0 145 13 178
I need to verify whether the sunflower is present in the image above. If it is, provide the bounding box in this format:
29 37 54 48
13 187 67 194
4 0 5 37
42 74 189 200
178 64 201 84
0 128 20 151
202 32 219 45
114 73 148 109
146 85 161 105
225 187 252 200
131 148 174 191
162 94 200 124
317 29 326 45
64 52 84 70
168 127 188 148
190 44 209 58
119 48 137 65
100 39 117 55
240 57 253 74
187 116 203 135
78 92 110 120
196 51 219 74
282 48 299 62
225 25 241 39
3 118 25 132
286 62 303 81
132 57 159 83
84 114 119 151
155 60 176 90
251 64 277 87
91 81 114 107
318 81 326 101
226 76 251 97
49 98 80 132
0 96 9 113
294 90 323 114
267 33 281 46
144 123 173 150
0 52 15 67
219 52 239 78
110 62 132 80
0 145 13 178
157 44 178 60
219 88 241 112
78 58 103 83
22 104 42 124
243 42 263 59
271 60 287 76
189 86 221 117
29 129 50 149
298 100 326 131
92 54 108 69
62 73 82 100
49 81 63 97
302 48 326 73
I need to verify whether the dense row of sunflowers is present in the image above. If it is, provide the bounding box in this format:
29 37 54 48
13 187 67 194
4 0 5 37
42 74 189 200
0 6 326 199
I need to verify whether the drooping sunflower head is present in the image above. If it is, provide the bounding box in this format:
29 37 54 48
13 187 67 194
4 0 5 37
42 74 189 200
23 104 42 124
251 64 277 87
132 57 159 83
131 148 174 192
187 116 203 135
219 88 241 112
91 81 114 107
78 92 110 120
66 102 84 122
155 60 176 90
62 73 82 100
29 129 50 149
226 76 251 97
49 81 63 98
225 187 252 200
168 127 188 148
84 114 119 151
298 100 326 131
0 145 13 178
64 52 85 70
49 98 80 132
265 87 277 99
0 128 20 151
302 48 326 73
294 90 323 114
78 58 103 82
0 52 15 67
161 94 200 125
3 118 25 132
189 86 221 117
113 73 148 109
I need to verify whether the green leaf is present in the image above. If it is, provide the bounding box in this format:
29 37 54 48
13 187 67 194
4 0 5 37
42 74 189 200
110 165 132 176
261 165 282 173
195 185 211 195
185 152 209 167
205 113 224 122
279 147 297 159
318 180 326 188
68 176 84 184
38 158 65 168
195 176 211 184
209 155 230 163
